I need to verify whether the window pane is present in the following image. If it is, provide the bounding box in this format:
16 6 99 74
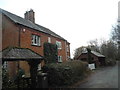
56 41 62 49
58 56 62 62
31 35 40 46
35 36 37 44
48 37 51 43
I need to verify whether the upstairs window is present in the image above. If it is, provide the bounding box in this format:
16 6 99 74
58 56 62 62
66 45 69 52
48 37 51 43
31 34 40 46
56 41 62 49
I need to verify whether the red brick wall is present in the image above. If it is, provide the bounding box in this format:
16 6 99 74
19 61 30 76
7 61 18 78
77 53 100 67
78 53 98 61
19 25 69 62
2 15 20 78
2 15 19 49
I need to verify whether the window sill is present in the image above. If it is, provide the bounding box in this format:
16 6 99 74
58 61 62 63
58 48 62 50
31 44 41 47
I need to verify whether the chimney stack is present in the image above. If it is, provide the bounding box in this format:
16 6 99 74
24 9 35 23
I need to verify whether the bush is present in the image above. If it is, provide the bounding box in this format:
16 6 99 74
106 59 116 66
2 68 29 88
42 60 88 87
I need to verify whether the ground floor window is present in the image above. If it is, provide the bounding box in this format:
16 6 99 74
38 63 41 71
2 61 8 69
58 56 62 62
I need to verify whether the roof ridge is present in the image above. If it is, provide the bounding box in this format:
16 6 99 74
91 51 105 57
1 8 24 20
81 50 105 57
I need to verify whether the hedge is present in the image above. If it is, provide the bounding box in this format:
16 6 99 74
42 60 88 87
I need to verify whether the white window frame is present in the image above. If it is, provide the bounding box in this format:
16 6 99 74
58 56 62 62
67 56 70 60
48 37 51 43
56 41 62 49
66 45 69 52
38 63 42 71
31 34 40 46
3 61 8 69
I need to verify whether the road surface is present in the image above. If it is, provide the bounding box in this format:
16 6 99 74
77 62 119 88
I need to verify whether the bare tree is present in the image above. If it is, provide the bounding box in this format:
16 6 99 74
74 39 100 60
112 25 120 60
100 40 118 60
73 46 86 59
87 39 100 52
112 25 120 42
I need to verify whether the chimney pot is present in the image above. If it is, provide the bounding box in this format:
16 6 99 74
24 9 35 23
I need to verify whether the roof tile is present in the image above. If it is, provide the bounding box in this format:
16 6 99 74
0 8 66 40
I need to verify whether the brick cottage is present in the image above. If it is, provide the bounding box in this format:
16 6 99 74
1 8 70 77
77 51 106 67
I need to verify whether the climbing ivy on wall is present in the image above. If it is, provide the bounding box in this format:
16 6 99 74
43 42 58 63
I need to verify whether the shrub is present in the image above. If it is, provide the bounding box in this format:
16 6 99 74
2 68 29 88
42 60 88 87
106 59 116 66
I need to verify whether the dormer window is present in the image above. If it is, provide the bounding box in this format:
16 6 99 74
66 45 69 52
31 34 40 46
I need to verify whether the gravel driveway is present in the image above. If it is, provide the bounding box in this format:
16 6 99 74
77 61 119 88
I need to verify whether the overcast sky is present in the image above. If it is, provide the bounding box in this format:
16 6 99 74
1 0 119 58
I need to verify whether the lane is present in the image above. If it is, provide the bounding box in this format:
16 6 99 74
0 66 2 90
78 62 118 88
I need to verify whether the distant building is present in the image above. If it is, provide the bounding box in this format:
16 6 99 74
77 51 106 67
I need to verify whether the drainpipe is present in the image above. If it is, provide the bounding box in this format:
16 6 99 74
17 25 21 89
65 41 67 61
18 25 21 47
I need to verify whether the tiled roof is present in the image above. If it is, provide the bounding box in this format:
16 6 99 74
91 51 105 57
35 24 65 39
0 8 66 40
2 47 43 60
82 51 105 57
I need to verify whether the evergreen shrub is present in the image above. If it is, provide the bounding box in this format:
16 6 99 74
44 42 58 63
42 60 88 87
